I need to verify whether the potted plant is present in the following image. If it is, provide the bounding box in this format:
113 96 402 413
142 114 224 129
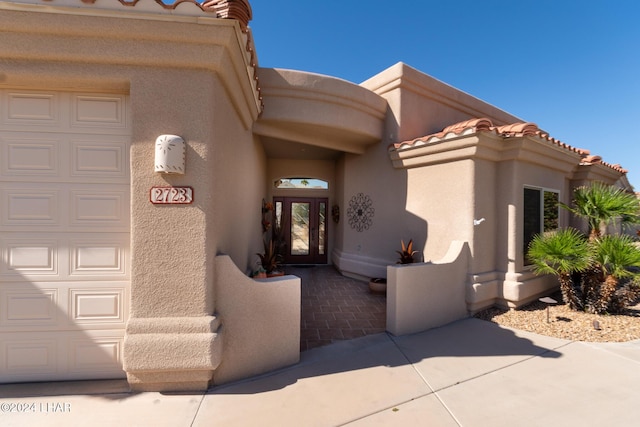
369 239 418 293
396 239 418 264
256 238 283 277
368 277 387 293
251 265 267 279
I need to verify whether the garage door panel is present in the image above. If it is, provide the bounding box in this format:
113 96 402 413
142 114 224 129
1 338 58 377
1 239 58 276
71 287 125 324
70 189 128 228
1 234 129 280
1 331 125 382
72 140 127 177
2 288 58 326
71 94 127 130
2 137 59 177
1 89 130 382
2 91 60 126
2 188 60 226
70 239 127 276
1 282 127 329
69 336 123 373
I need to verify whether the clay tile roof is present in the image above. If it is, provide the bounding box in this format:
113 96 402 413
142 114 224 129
442 118 493 134
389 117 495 150
43 1 252 29
496 122 539 136
203 0 252 30
390 117 627 174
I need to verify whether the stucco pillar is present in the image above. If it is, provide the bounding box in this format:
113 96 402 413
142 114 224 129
122 71 223 391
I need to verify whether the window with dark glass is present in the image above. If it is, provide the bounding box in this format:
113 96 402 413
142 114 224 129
523 187 559 264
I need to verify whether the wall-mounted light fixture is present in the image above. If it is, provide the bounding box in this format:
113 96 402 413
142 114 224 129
155 134 185 174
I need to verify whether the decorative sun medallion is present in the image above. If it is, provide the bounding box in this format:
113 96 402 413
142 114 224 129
347 193 374 232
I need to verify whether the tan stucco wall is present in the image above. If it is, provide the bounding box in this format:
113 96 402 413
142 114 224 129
361 63 521 142
0 4 263 391
387 241 470 336
334 63 522 281
335 143 413 280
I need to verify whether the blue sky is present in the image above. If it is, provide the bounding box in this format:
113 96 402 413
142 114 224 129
249 1 640 189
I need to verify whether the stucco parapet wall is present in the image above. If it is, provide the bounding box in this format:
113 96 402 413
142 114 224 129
254 68 387 154
572 162 628 185
0 1 262 122
361 62 520 126
386 241 470 336
213 255 300 385
389 131 584 173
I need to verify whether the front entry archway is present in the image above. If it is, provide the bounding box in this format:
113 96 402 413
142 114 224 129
274 197 328 264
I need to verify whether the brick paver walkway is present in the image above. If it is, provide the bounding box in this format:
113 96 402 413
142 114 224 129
286 265 386 352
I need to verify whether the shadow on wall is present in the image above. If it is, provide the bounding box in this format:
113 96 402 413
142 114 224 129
338 135 429 279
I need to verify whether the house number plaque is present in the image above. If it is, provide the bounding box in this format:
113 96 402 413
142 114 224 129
150 186 193 204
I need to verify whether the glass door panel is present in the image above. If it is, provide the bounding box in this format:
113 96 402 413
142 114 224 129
274 197 328 264
318 202 326 256
291 202 310 256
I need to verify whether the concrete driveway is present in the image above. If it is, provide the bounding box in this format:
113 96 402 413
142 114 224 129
2 318 639 426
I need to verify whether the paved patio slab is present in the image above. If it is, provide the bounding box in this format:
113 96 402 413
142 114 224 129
391 318 570 391
437 339 640 427
194 334 430 427
344 393 459 426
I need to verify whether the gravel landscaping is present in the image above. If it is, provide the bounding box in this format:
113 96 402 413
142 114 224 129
474 291 640 342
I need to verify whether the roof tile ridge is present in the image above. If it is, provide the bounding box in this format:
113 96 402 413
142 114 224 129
495 122 538 136
203 0 252 29
389 117 493 151
532 129 589 156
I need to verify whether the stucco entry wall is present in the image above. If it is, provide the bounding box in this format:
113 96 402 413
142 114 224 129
0 5 262 391
387 241 470 336
335 63 523 281
213 255 300 385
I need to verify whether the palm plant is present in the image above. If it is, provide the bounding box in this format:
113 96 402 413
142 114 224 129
529 182 640 314
590 235 640 313
527 228 590 310
561 182 640 240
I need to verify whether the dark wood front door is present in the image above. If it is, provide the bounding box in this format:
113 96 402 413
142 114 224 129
274 197 328 264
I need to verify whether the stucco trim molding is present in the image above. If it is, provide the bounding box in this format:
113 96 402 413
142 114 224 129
467 270 502 314
0 4 262 125
123 316 223 391
501 271 558 309
389 131 584 174
254 68 386 154
332 248 389 281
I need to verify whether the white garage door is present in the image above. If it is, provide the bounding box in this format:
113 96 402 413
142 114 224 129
0 89 130 382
